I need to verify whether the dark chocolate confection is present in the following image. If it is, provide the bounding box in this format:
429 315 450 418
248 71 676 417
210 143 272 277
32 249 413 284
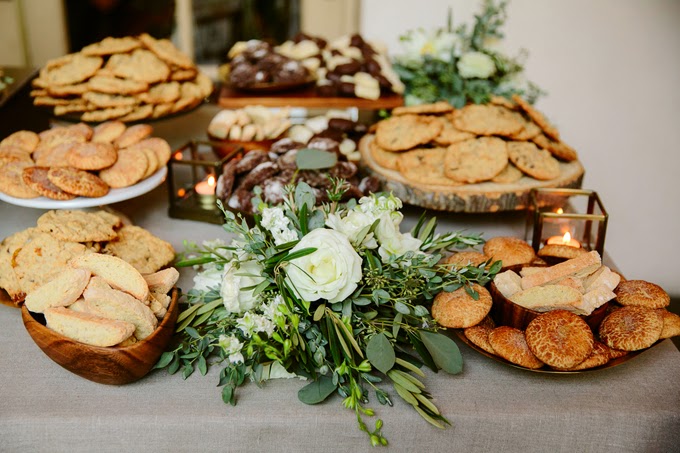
270 138 304 154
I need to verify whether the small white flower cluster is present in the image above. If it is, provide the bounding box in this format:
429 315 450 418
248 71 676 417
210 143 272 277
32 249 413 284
261 206 298 246
218 334 244 364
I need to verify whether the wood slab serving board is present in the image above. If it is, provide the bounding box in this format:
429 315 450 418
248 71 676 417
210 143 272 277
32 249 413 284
359 135 585 213
218 85 404 110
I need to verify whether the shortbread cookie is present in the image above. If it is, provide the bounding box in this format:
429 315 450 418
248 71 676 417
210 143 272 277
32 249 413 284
44 307 135 347
81 36 141 56
452 104 524 136
508 141 560 180
106 49 170 84
99 147 148 188
658 310 680 339
512 95 560 141
103 225 175 274
375 114 442 151
391 101 453 116
433 113 475 145
444 137 508 183
137 81 180 104
532 133 578 162
431 284 492 329
67 142 117 170
42 54 103 86
488 326 544 369
525 310 594 369
0 228 40 302
47 167 109 198
88 75 149 95
92 121 126 143
118 104 154 122
127 137 171 166
397 147 461 186
143 267 180 295
0 145 33 165
71 253 149 302
22 166 76 200
24 268 91 313
0 161 39 198
114 124 153 148
82 286 157 340
139 33 194 69
81 106 134 122
614 280 670 309
0 130 40 152
599 306 663 351
491 162 524 183
37 209 120 242
483 236 536 268
464 324 496 355
369 138 399 170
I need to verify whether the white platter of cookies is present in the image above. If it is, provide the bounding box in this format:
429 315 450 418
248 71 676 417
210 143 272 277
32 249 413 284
359 97 585 213
0 121 170 209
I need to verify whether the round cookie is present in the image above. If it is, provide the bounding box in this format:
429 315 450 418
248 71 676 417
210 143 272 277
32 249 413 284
605 345 629 359
369 138 399 170
138 81 181 104
22 166 76 200
127 137 171 167
114 124 153 149
614 280 670 309
532 133 578 162
82 92 139 108
82 106 134 123
36 209 120 242
67 123 94 141
488 326 544 369
599 306 663 351
1 130 40 152
464 324 496 355
658 310 680 339
525 310 594 369
88 75 149 95
512 94 561 141
509 116 542 141
491 163 524 184
444 137 508 183
443 251 488 268
483 236 536 268
375 114 442 151
138 146 159 178
46 82 90 97
392 101 454 116
0 145 33 165
508 141 560 181
102 225 175 274
556 341 610 371
34 142 76 167
452 104 524 136
434 113 476 145
118 104 154 123
47 167 109 198
68 142 118 170
139 33 195 69
431 283 492 329
0 161 40 198
42 54 103 86
98 147 148 188
537 244 588 261
106 49 170 84
397 147 461 186
92 121 127 144
81 36 141 56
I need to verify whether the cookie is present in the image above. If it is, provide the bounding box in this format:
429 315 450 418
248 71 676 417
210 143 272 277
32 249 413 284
397 147 461 186
483 236 536 268
507 141 560 180
0 145 33 165
82 286 157 340
137 81 180 104
128 137 171 166
107 49 170 84
532 133 578 162
113 124 153 148
431 284 492 328
491 162 524 183
658 310 680 339
139 33 194 69
170 67 198 82
47 166 109 198
67 123 94 141
369 138 399 170
71 253 149 302
42 54 103 86
44 307 135 347
118 104 154 122
24 268 91 314
92 121 126 143
37 127 87 151
537 244 587 261
103 225 175 274
0 130 40 152
83 91 139 108
444 137 508 183
391 101 454 116
452 104 524 136
489 95 517 110
67 142 117 170
433 113 476 145
195 72 214 98
22 166 76 200
556 341 610 371
512 94 561 141
81 106 134 123
87 75 149 95
464 324 496 354
81 36 141 56
152 103 174 118
0 228 40 302
137 146 159 178
614 280 670 309
37 209 120 242
509 116 542 141
46 82 90 97
488 326 544 369
34 142 77 167
525 310 594 369
443 251 489 268
143 268 180 295
599 306 663 351
53 101 91 116
0 161 39 198
375 114 442 151
98 147 148 188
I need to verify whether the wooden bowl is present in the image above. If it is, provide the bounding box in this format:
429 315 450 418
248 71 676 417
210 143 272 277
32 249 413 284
21 288 179 385
488 282 609 331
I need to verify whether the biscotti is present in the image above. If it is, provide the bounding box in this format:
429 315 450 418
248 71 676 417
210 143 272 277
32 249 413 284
44 306 135 347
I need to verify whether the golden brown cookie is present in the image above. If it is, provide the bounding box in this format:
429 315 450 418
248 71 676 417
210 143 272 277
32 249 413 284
36 209 120 242
556 341 610 371
0 228 40 303
489 95 517 110
83 92 139 108
42 54 103 86
509 116 542 141
491 162 524 184
512 95 561 141
0 145 33 165
139 33 195 69
433 113 476 145
397 147 461 186
106 49 170 84
0 130 40 152
137 81 180 104
452 104 524 136
22 166 76 200
67 142 117 170
98 147 148 188
369 138 400 170
507 141 560 181
464 324 496 354
170 67 198 82
375 114 442 151
103 225 175 274
537 244 588 261
0 161 39 198
118 104 154 122
488 326 544 369
599 306 663 351
33 96 74 107
614 280 670 309
81 36 141 56
128 137 171 166
81 106 134 123
87 75 149 95
194 72 214 98
47 167 109 198
137 146 159 178
67 123 94 141
46 82 90 97
34 142 76 167
431 284 492 329
658 310 680 339
53 102 91 116
483 236 536 268
92 121 127 143
113 124 153 148
443 251 488 268
532 133 578 162
525 310 594 369
605 345 629 359
152 103 174 119
391 101 454 116
444 137 508 183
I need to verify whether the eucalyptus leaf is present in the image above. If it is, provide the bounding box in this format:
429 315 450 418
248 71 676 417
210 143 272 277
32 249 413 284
394 301 410 315
419 331 463 374
294 181 316 210
295 148 338 170
298 375 337 405
366 333 396 374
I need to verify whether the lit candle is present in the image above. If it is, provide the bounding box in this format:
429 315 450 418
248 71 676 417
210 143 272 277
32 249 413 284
546 231 581 248
195 175 216 209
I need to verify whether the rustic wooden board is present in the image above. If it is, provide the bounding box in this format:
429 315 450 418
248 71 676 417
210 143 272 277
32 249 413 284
359 135 585 213
218 85 404 110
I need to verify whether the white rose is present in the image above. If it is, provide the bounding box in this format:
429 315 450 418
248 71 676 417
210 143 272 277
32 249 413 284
326 210 378 249
374 213 423 261
221 259 266 314
192 264 223 292
457 51 496 79
285 229 362 303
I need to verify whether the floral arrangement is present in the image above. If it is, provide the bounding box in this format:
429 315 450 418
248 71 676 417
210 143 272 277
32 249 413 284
157 180 500 446
392 0 544 107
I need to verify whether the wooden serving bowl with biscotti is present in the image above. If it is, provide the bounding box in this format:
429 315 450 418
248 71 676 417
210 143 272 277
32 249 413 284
21 287 179 385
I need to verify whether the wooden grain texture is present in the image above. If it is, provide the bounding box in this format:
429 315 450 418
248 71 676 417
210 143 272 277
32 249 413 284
359 135 585 213
218 85 404 110
21 288 180 385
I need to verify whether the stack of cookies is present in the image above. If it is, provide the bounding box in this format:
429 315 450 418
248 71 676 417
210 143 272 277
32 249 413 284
0 122 171 200
0 209 176 306
30 35 213 122
369 97 578 186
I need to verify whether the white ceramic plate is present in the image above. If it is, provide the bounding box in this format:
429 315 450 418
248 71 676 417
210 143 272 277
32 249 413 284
0 166 167 209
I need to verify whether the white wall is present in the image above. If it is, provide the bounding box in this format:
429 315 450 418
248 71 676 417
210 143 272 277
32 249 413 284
361 0 680 294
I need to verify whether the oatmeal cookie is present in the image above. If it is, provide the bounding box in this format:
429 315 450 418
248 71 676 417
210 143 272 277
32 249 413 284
444 137 508 183
452 104 524 136
81 106 134 123
532 133 578 162
397 147 461 186
37 209 120 242
42 54 103 86
103 225 175 274
87 75 149 95
391 101 453 116
81 36 141 56
433 113 475 145
118 104 154 122
106 49 170 84
512 95 561 141
507 141 560 180
491 162 524 184
139 33 195 69
137 81 180 104
375 114 442 151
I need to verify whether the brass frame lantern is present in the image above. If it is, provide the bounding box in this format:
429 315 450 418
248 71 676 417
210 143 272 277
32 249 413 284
528 188 608 256
167 140 244 224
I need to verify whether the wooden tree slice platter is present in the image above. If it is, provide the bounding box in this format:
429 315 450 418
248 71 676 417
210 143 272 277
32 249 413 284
359 135 585 213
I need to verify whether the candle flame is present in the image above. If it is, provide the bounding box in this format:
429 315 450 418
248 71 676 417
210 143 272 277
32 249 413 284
207 175 216 186
174 152 183 160
556 208 564 214
177 188 186 197
562 232 571 244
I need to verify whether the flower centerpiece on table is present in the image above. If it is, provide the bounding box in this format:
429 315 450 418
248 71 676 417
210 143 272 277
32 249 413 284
393 0 544 107
157 179 500 446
